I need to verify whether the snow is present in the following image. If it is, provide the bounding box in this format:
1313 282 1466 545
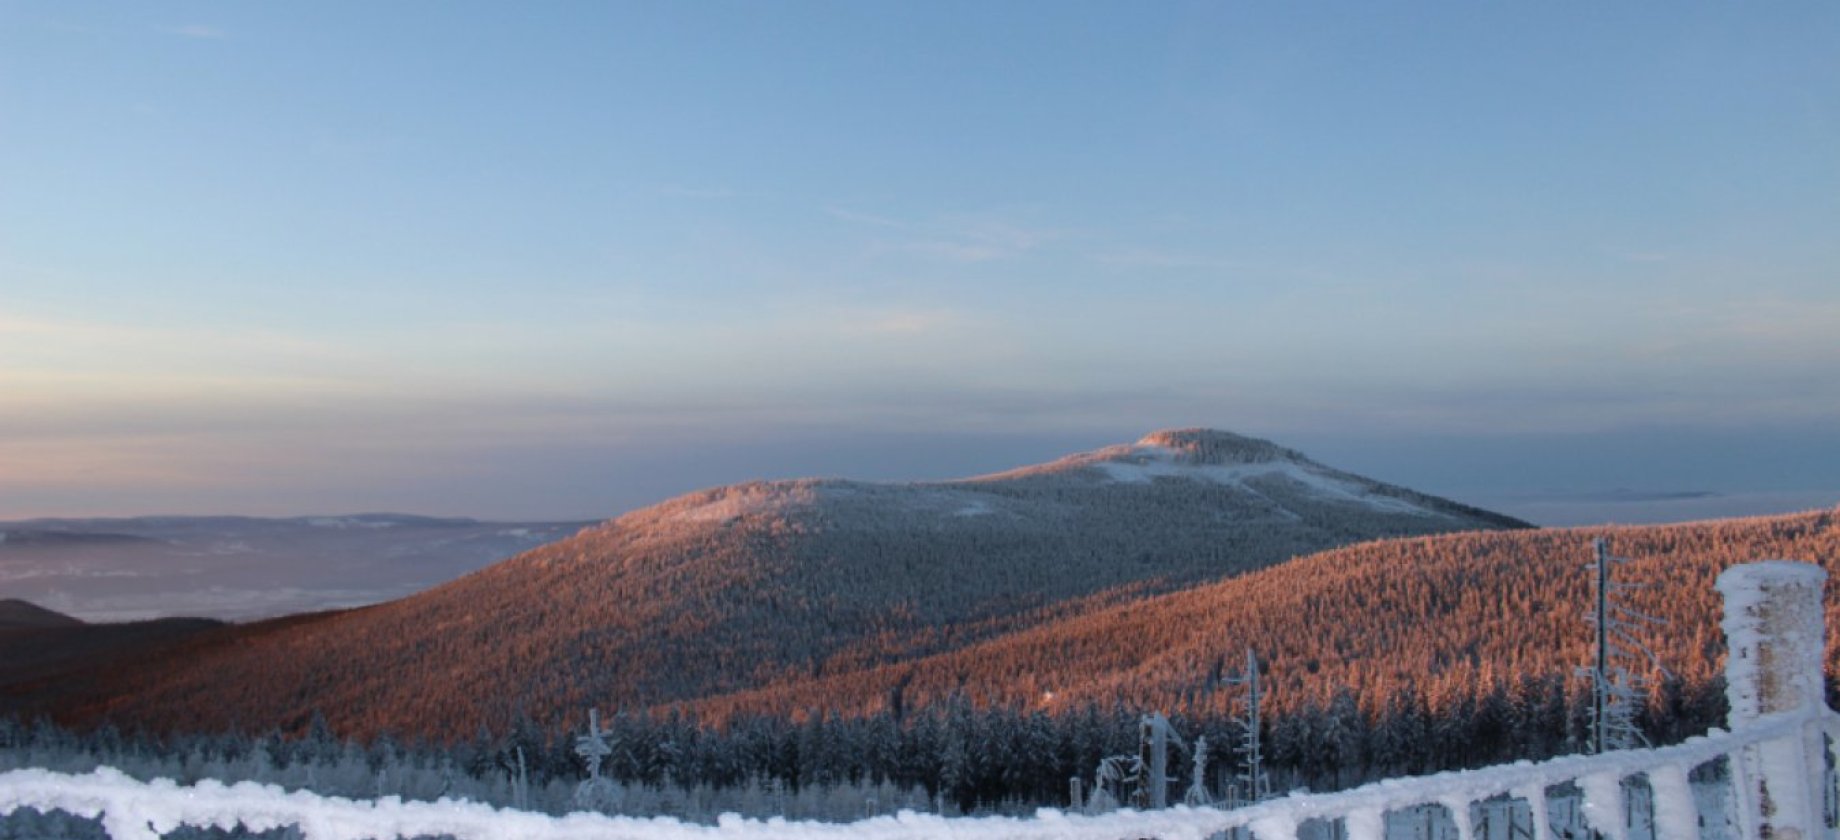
5 714 1826 840
1577 771 1624 840
1647 764 1697 840
1509 784 1550 840
1092 446 1436 516
951 500 995 517
1343 807 1383 840
665 486 814 524
1716 561 1828 724
1714 561 1829 836
306 518 397 530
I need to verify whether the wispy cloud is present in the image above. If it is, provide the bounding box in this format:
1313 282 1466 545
828 205 1061 263
156 24 228 40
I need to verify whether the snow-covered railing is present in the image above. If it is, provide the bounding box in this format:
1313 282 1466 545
2 712 1833 840
2 561 1833 840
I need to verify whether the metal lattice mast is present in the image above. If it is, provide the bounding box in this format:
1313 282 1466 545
1226 648 1269 802
1577 538 1666 754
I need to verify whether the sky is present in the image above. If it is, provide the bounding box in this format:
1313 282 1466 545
2 3 1837 524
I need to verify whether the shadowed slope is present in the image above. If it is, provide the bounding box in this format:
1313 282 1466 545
0 612 224 695
2 429 1527 740
0 599 83 629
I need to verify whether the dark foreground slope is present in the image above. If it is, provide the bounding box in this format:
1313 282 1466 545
684 508 1840 726
0 429 1524 740
0 608 224 696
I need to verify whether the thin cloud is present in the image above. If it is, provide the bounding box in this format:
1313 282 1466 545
831 205 1059 263
156 24 228 40
1094 248 1244 271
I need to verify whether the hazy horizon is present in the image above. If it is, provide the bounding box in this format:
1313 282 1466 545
4 4 1835 527
4 423 1835 528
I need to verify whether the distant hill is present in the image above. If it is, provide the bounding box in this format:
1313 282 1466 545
0 599 223 699
0 429 1526 740
0 599 84 629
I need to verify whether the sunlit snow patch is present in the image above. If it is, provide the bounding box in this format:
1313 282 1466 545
1092 446 1436 516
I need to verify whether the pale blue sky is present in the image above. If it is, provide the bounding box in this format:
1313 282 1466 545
2 3 1837 522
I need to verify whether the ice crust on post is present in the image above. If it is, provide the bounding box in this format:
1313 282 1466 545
1716 561 1828 725
1716 560 1828 840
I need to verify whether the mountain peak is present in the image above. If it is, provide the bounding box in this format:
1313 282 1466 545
1134 428 1305 466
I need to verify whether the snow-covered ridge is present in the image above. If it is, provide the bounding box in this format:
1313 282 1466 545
649 480 1017 525
1088 445 1437 516
305 517 397 530
966 428 1304 481
641 429 1490 525
1135 428 1303 465
651 481 827 524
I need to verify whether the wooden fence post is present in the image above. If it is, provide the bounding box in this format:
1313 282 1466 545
1717 561 1828 840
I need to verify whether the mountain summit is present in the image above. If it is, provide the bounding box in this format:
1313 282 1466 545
980 428 1521 527
8 429 1530 740
1136 427 1304 463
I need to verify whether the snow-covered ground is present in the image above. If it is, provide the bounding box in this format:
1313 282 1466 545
0 760 1766 840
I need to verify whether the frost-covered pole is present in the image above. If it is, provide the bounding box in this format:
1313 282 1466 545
1593 539 1610 755
1233 648 1269 803
1137 713 1169 809
1717 561 1827 840
1185 734 1212 807
1578 538 1660 754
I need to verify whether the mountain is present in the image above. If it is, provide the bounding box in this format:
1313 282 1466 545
0 514 595 621
0 429 1526 740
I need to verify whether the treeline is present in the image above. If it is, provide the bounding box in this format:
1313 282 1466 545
0 670 1733 818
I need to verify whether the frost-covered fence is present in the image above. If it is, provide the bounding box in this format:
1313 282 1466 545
1 561 1834 840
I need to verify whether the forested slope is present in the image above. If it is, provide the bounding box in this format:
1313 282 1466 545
0 429 1521 741
684 509 1840 728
